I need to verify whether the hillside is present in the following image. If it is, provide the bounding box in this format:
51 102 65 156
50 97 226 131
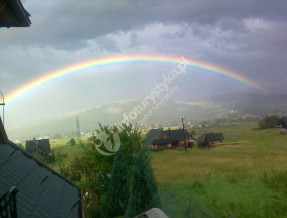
6 93 287 139
7 99 228 139
209 93 287 114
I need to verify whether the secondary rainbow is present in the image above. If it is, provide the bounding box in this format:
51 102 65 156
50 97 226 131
6 54 261 103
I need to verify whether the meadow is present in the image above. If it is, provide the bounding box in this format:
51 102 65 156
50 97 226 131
48 122 287 217
152 123 287 217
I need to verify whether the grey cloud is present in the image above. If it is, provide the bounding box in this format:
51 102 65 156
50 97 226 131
7 0 287 49
2 0 287 129
95 36 120 52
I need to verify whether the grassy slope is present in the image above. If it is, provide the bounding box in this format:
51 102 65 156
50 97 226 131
152 122 287 217
48 123 287 217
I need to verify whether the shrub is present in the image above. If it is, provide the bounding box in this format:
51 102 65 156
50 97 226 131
258 116 279 129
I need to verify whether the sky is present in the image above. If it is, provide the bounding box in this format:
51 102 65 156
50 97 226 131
1 0 287 130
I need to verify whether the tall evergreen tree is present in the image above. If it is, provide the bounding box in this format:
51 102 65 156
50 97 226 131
125 146 161 217
102 146 130 217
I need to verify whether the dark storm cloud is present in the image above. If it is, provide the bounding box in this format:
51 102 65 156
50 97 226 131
6 0 287 49
2 0 287 131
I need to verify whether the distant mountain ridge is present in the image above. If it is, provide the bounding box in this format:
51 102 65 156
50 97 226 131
208 93 287 114
6 93 287 139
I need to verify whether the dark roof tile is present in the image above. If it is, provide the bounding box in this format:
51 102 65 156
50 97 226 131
0 141 82 217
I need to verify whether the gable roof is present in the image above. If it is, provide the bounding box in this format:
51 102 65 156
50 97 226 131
143 129 162 145
144 128 192 145
0 0 31 28
0 120 82 217
163 129 190 141
196 133 224 143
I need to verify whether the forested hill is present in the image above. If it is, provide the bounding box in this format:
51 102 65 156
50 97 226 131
7 93 287 139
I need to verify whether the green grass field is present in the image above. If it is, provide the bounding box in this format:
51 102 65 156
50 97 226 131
152 122 287 217
48 122 287 217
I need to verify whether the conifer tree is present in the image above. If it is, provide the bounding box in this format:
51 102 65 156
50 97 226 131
125 146 161 217
102 146 130 217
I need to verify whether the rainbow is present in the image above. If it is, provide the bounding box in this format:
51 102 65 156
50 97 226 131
6 54 261 103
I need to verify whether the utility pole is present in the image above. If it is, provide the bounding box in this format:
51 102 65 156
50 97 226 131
182 116 187 151
0 91 5 126
76 115 80 141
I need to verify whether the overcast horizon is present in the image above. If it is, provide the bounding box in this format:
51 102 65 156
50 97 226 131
1 0 287 130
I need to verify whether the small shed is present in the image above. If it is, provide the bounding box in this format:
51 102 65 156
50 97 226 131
197 133 224 148
25 138 50 156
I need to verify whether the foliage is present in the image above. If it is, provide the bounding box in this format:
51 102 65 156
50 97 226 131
82 190 102 218
102 147 130 217
102 123 144 217
48 122 287 217
49 151 55 163
125 146 161 217
67 137 76 146
53 123 145 217
258 115 280 129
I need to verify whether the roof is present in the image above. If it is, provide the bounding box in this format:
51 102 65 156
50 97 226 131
144 128 191 145
26 139 50 155
143 129 162 145
280 117 287 128
0 117 8 144
197 133 224 143
0 0 31 28
163 129 190 141
0 120 82 217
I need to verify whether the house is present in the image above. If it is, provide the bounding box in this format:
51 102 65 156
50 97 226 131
279 117 287 134
143 129 162 146
0 117 82 217
0 0 31 27
150 139 173 151
163 129 192 147
26 138 50 156
196 133 224 148
144 128 193 151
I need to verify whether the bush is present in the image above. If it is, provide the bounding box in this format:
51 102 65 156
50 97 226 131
258 116 279 129
67 137 76 146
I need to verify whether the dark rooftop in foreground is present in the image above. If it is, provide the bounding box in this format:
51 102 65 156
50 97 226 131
0 0 31 28
0 117 82 217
